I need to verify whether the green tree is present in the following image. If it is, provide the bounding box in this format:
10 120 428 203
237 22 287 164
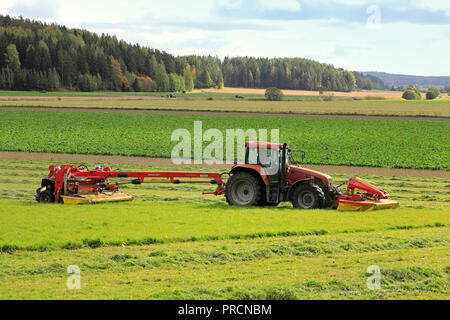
183 64 194 92
154 63 170 92
402 89 420 100
426 86 440 100
265 87 283 101
36 40 51 71
108 56 123 91
402 86 422 100
199 70 213 88
0 67 14 89
48 68 60 91
4 44 21 72
132 78 141 92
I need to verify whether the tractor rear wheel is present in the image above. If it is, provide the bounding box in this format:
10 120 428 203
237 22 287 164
225 172 262 206
37 190 55 203
292 184 325 209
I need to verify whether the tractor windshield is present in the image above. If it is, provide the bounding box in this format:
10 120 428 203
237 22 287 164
246 147 279 167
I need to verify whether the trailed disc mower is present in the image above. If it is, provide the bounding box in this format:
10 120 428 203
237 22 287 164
35 143 399 211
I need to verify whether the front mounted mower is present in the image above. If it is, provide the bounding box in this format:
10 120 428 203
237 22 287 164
36 142 399 211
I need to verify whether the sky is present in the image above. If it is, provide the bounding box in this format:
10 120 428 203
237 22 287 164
1 0 449 76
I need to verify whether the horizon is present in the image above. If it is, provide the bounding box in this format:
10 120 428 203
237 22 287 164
0 0 449 77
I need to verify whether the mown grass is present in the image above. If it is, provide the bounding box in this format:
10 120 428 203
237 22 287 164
2 198 448 252
0 158 448 210
0 161 448 253
0 158 448 299
0 228 448 299
0 110 448 169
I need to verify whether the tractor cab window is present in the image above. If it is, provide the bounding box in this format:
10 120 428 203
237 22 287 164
260 148 278 167
246 147 279 168
247 148 258 164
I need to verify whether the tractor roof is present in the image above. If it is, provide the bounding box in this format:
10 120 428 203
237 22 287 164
245 142 288 149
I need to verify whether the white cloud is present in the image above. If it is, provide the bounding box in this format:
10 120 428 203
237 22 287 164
0 0 448 76
0 0 15 13
218 0 242 9
259 0 301 12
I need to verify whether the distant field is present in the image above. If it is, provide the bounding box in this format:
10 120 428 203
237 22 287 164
1 98 449 117
0 159 448 299
0 87 406 99
0 89 449 117
0 110 448 170
197 87 405 99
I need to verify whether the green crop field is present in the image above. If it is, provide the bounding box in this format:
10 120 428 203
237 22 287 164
0 159 448 299
0 110 448 170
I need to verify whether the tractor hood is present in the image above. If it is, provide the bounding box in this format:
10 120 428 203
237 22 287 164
287 165 334 187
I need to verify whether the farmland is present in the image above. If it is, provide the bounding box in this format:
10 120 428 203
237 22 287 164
0 110 448 170
0 89 448 301
0 90 449 117
0 158 449 299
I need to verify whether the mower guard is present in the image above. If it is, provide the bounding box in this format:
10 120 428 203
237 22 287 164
61 192 134 205
336 177 399 212
337 199 399 211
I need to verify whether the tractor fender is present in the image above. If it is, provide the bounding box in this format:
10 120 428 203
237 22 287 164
229 166 270 186
287 178 314 200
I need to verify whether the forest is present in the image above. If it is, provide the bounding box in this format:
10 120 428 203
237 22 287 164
0 15 381 92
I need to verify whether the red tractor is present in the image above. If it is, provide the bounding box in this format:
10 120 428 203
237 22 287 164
225 142 339 209
225 142 398 211
36 142 398 211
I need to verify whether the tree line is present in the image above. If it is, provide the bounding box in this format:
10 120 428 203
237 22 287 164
0 15 223 92
0 15 381 93
221 57 381 92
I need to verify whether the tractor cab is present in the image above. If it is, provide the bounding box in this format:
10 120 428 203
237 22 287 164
245 142 287 167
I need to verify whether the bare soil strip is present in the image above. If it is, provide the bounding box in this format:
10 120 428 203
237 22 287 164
1 107 448 122
1 151 448 178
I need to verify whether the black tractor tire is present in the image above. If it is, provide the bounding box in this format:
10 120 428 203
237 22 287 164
225 172 262 206
291 184 325 209
37 189 55 203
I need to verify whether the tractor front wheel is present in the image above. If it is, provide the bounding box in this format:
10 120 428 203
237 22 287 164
37 189 55 203
225 172 262 206
292 184 324 209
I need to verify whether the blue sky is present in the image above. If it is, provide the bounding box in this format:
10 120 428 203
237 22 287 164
1 0 449 76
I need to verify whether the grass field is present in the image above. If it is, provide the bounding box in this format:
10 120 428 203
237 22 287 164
0 110 448 170
0 91 449 117
0 159 448 299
